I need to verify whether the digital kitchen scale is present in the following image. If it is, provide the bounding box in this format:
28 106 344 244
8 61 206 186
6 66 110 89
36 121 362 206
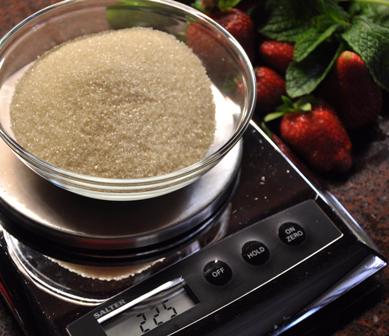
0 121 386 336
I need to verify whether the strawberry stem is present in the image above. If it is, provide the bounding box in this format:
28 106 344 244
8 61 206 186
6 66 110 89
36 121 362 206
263 95 316 123
264 112 287 122
300 102 312 112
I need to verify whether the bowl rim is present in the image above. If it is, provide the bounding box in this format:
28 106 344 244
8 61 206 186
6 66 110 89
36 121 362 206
0 0 256 186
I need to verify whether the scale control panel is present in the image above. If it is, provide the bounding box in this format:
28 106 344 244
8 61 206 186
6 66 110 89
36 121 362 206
67 200 343 336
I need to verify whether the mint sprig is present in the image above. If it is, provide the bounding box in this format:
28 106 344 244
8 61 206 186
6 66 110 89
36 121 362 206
260 0 347 43
260 0 389 97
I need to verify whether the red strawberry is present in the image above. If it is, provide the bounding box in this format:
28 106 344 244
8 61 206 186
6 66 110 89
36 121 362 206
211 9 256 61
255 66 286 113
259 40 294 73
187 22 220 60
186 22 227 81
320 51 383 130
280 104 352 173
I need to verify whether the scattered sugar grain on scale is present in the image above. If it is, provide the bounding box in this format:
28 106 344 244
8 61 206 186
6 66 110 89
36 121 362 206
11 28 215 178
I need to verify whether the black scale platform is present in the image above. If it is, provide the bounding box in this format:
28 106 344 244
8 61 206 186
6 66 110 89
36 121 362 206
0 122 386 336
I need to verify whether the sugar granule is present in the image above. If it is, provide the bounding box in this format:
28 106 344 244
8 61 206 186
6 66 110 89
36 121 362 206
10 28 216 178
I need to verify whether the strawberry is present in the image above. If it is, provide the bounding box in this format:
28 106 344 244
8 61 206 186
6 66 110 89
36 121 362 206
279 103 352 173
186 22 218 60
186 22 227 80
255 66 286 114
211 8 256 61
320 51 383 131
259 40 294 73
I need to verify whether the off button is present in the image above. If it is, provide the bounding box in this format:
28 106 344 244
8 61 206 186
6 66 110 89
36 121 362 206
279 222 305 246
204 260 232 286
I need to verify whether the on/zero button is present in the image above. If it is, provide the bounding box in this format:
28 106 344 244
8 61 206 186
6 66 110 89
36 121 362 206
279 222 306 246
203 260 232 286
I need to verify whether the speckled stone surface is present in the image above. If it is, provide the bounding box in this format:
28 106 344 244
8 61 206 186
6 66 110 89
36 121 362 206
0 1 388 335
326 114 389 336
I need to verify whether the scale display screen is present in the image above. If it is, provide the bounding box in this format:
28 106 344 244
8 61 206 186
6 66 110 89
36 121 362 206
103 287 196 336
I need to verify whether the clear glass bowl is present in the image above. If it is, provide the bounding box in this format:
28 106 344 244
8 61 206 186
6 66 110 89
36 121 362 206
0 0 256 201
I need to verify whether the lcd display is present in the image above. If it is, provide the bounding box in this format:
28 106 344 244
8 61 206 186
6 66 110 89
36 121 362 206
103 288 195 336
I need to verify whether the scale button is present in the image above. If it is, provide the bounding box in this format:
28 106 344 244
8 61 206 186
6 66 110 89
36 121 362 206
279 222 306 246
242 241 270 265
204 260 232 286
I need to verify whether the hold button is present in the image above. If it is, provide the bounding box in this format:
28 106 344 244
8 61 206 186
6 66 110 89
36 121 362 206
242 241 269 265
204 260 232 286
279 222 305 246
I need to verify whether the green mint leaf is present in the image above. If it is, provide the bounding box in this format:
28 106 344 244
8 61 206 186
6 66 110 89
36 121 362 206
318 0 350 25
293 0 350 62
286 42 342 98
342 17 389 91
218 0 241 11
264 111 286 122
260 0 320 42
294 17 340 62
351 2 389 28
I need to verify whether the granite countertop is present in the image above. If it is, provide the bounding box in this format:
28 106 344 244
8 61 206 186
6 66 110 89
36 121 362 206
0 0 388 335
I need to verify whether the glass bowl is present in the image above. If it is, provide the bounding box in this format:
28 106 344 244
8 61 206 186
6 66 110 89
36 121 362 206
0 0 256 201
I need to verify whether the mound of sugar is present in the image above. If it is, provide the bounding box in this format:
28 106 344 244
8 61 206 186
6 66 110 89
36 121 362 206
11 27 215 178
